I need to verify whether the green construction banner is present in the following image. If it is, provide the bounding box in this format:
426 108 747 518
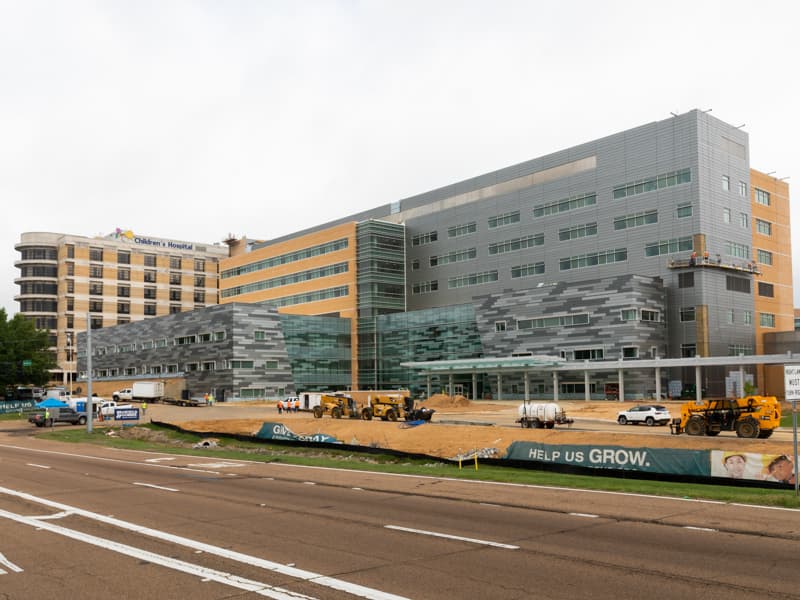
0 400 35 414
255 422 341 444
505 441 711 476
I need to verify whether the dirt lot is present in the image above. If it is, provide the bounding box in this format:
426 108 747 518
164 395 795 460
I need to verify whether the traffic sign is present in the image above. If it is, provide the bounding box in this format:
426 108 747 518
785 365 800 401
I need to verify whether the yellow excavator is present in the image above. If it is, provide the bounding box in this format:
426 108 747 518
670 395 781 439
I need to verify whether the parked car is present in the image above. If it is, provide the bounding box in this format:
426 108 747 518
28 407 87 427
617 405 671 426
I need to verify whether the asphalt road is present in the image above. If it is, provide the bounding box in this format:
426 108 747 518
2 423 800 599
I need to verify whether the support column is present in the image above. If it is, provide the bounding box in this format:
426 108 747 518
584 370 591 402
738 369 745 398
497 373 502 401
448 373 454 397
472 372 477 401
655 366 662 402
552 372 559 402
426 375 431 400
524 372 530 402
617 368 624 402
695 365 702 402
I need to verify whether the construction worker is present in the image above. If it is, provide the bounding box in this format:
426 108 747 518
293 398 300 413
208 392 215 407
44 407 50 426
142 401 147 416
277 399 283 414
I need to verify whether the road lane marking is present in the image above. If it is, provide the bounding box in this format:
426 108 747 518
0 552 23 573
0 486 410 600
27 463 51 469
0 507 314 599
145 457 176 463
385 525 519 549
683 526 718 532
133 482 179 492
569 513 599 518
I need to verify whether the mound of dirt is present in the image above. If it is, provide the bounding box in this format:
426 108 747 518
424 394 472 408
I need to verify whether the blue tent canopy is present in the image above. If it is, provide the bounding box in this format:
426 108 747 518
36 398 69 408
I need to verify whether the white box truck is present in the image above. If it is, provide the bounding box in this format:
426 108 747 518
112 382 164 402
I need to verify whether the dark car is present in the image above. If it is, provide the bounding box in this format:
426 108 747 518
29 407 87 427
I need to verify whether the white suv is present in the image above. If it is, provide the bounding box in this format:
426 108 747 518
617 405 671 426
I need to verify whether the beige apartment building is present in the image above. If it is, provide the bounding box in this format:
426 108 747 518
15 230 229 385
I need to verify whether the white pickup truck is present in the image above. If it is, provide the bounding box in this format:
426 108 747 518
99 400 133 417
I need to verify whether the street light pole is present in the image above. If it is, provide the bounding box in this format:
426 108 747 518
86 314 93 434
66 332 73 397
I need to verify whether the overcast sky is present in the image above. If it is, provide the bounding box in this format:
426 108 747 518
2 0 798 317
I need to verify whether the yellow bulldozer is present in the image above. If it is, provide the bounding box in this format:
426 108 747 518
670 395 781 439
312 393 370 419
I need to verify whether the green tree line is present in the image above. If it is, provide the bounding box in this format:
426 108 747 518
0 308 56 391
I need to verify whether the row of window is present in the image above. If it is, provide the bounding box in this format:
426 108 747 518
94 330 227 355
65 265 208 286
73 246 207 271
221 262 349 299
679 307 775 327
221 239 349 279
492 309 659 333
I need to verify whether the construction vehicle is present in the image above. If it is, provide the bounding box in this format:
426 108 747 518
361 391 435 422
516 402 573 429
312 393 369 419
670 395 781 439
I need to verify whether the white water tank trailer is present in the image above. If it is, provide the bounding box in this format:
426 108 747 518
516 402 574 429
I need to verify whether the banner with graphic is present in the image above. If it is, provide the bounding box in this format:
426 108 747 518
710 450 796 484
255 422 341 444
0 400 36 414
505 441 711 476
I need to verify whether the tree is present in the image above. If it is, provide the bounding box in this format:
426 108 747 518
0 308 56 390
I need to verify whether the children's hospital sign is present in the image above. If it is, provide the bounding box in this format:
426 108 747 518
108 228 195 251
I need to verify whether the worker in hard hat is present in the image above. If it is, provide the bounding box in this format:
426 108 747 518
721 451 747 479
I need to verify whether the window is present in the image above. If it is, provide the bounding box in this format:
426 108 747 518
125 367 137 376
194 290 206 303
760 313 775 328
230 360 254 369
495 321 507 332
264 360 278 369
680 307 696 322
89 281 103 295
144 286 157 299
574 348 604 360
89 300 103 313
169 288 182 301
198 333 212 343
411 280 438 294
739 181 747 197
140 340 153 350
194 275 205 287
726 276 751 293
117 302 130 314
166 364 178 374
186 363 199 372
510 262 545 278
203 362 216 371
755 188 771 206
66 262 74 276
676 203 692 218
144 254 156 267
430 247 477 266
727 309 735 324
214 331 226 341
89 247 104 261
725 241 750 259
194 258 205 272
66 244 75 258
176 335 196 345
644 237 692 257
559 223 597 240
678 272 694 288
518 313 589 329
411 259 420 271
620 309 637 321
448 271 498 289
641 309 659 322
622 347 639 359
612 168 691 199
155 338 168 348
756 219 772 236
743 311 752 325
144 270 157 283
533 192 596 217
758 282 774 297
613 211 657 231
170 305 181 314
117 251 130 264
489 234 543 254
117 268 130 281
723 208 731 223
739 213 748 229
170 256 182 270
728 344 753 356
170 272 182 285
448 222 477 238
488 211 520 229
254 330 267 341
144 303 157 316
560 248 627 270
722 175 730 191
221 239 349 278
755 249 772 266
66 279 74 293
90 316 103 330
411 231 438 246
89 265 103 278
681 344 696 357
